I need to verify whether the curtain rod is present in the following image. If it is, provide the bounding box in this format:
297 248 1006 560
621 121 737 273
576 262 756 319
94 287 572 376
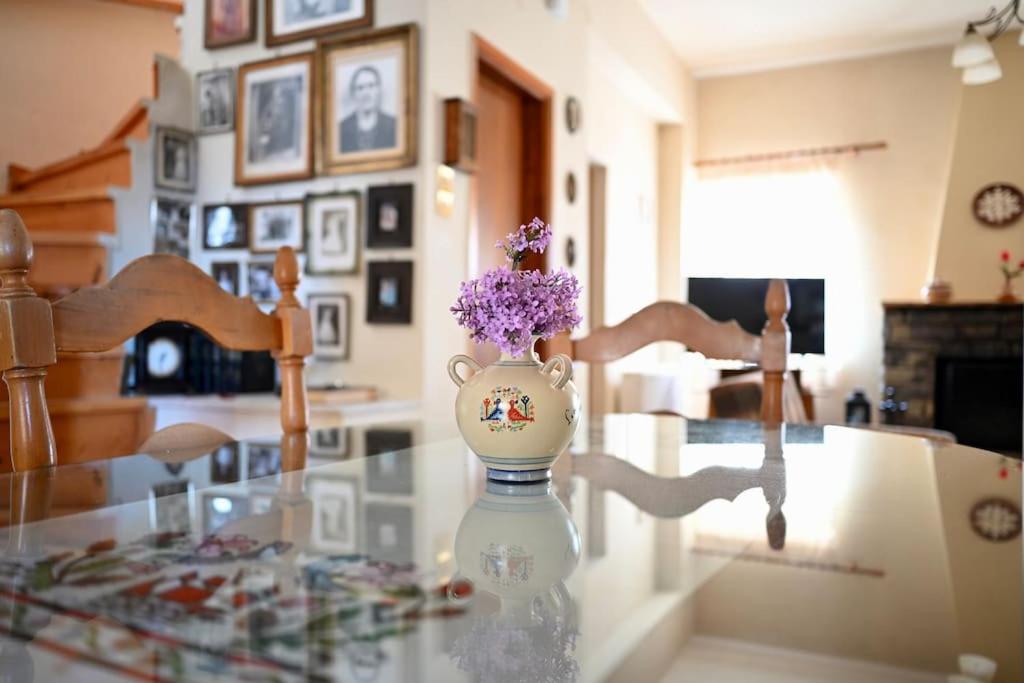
694 141 888 168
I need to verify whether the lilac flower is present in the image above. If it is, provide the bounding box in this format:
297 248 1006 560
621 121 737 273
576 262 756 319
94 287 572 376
497 217 553 269
451 219 582 357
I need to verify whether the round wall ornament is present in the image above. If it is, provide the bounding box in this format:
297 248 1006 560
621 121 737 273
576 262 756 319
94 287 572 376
970 497 1021 542
973 183 1024 227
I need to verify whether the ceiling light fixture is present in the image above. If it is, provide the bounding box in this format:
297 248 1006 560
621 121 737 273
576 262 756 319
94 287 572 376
951 0 1023 84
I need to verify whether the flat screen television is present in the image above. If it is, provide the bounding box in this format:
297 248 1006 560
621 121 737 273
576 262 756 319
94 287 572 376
686 278 825 355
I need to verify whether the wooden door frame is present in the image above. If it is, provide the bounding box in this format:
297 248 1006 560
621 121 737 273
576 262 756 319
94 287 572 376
588 163 607 415
470 34 553 355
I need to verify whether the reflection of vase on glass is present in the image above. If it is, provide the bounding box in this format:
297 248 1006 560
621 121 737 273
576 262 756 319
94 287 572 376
449 480 582 681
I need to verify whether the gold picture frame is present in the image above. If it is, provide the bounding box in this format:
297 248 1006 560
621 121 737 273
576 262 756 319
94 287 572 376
265 0 374 47
316 24 419 176
205 0 257 49
235 53 314 186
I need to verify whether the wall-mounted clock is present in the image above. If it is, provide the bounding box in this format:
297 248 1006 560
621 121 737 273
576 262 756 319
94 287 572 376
134 322 190 394
970 497 1021 542
973 183 1023 227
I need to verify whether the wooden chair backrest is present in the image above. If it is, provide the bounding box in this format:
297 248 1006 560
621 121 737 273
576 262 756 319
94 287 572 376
550 279 791 423
0 209 313 472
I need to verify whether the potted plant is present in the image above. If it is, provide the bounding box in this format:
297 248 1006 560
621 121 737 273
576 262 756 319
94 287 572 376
998 250 1024 303
448 218 582 480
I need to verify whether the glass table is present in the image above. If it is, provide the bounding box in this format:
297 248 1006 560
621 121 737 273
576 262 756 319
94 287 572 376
0 416 1020 682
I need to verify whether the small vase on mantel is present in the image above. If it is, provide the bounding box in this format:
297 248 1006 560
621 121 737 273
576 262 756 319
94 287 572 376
921 278 953 304
448 336 580 481
998 278 1018 304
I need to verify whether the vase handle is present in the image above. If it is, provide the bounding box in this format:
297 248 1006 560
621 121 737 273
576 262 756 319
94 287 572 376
447 354 482 388
541 354 574 389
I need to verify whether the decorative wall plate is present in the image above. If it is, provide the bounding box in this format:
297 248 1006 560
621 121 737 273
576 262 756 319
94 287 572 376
973 183 1024 227
970 497 1021 542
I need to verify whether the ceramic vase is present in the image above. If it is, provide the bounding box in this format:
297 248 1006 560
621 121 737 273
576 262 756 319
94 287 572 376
448 337 580 481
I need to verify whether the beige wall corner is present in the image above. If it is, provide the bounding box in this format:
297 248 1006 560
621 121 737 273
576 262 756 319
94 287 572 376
933 31 1024 300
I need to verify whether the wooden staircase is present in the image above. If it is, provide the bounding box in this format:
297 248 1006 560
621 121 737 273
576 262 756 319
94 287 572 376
0 99 157 471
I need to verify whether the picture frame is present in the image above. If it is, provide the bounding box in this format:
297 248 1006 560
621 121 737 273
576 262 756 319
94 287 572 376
443 98 477 172
365 428 413 495
265 0 373 47
236 53 314 186
196 68 236 134
250 200 304 253
312 427 350 458
211 261 240 295
306 192 360 274
149 480 194 532
154 127 196 192
366 261 412 324
366 184 413 248
151 198 192 259
316 24 419 175
210 443 240 483
202 203 248 249
308 474 360 554
205 0 257 49
247 442 282 478
247 260 281 303
365 502 412 565
310 293 350 360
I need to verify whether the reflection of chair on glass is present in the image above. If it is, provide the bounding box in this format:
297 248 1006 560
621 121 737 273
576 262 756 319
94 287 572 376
550 280 791 424
0 209 312 472
572 428 787 550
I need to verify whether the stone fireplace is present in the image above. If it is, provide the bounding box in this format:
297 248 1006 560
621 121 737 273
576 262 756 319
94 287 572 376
882 302 1022 453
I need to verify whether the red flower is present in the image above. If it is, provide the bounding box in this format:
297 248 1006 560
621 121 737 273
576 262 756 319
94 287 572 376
1001 250 1011 262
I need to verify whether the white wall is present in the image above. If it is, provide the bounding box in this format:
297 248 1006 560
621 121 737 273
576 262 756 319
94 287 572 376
179 0 426 401
173 0 693 408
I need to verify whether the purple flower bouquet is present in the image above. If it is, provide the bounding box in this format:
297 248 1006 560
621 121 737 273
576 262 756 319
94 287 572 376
451 218 582 357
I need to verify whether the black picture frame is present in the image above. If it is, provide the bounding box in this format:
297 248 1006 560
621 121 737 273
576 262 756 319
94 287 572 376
366 184 413 248
366 261 413 324
365 429 413 495
203 204 249 250
311 427 351 458
211 261 240 295
210 443 240 483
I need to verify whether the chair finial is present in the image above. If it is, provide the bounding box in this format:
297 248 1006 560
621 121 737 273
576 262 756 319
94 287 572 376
0 209 35 296
274 246 300 308
764 279 790 332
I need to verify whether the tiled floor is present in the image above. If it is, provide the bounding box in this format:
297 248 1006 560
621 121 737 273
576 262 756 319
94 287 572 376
659 636 946 683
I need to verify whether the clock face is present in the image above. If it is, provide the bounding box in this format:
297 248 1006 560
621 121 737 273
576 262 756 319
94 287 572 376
147 338 182 379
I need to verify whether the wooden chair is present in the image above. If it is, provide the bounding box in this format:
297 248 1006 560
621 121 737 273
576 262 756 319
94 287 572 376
0 208 313 472
550 280 791 424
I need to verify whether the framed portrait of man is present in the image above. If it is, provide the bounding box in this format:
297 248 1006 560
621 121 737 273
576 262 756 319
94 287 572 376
247 261 281 303
266 0 373 46
309 293 350 359
197 68 235 134
205 0 256 49
306 192 360 274
235 53 314 185
154 127 196 192
317 24 418 175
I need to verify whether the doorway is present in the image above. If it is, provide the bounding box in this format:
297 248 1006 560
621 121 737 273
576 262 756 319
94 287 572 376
471 36 552 364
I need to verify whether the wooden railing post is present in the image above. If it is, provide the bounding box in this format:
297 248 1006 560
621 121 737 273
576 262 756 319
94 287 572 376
273 246 312 434
0 209 57 471
760 279 791 425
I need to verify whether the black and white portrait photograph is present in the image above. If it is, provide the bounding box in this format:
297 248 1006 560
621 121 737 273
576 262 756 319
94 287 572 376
312 427 350 458
250 201 303 252
211 261 240 295
319 25 417 174
247 261 281 302
366 260 412 324
248 443 282 478
308 475 359 553
310 293 350 359
267 0 372 46
306 192 359 274
203 204 248 249
152 198 192 259
210 443 240 483
367 184 413 247
197 68 235 134
155 127 196 191
236 54 312 185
